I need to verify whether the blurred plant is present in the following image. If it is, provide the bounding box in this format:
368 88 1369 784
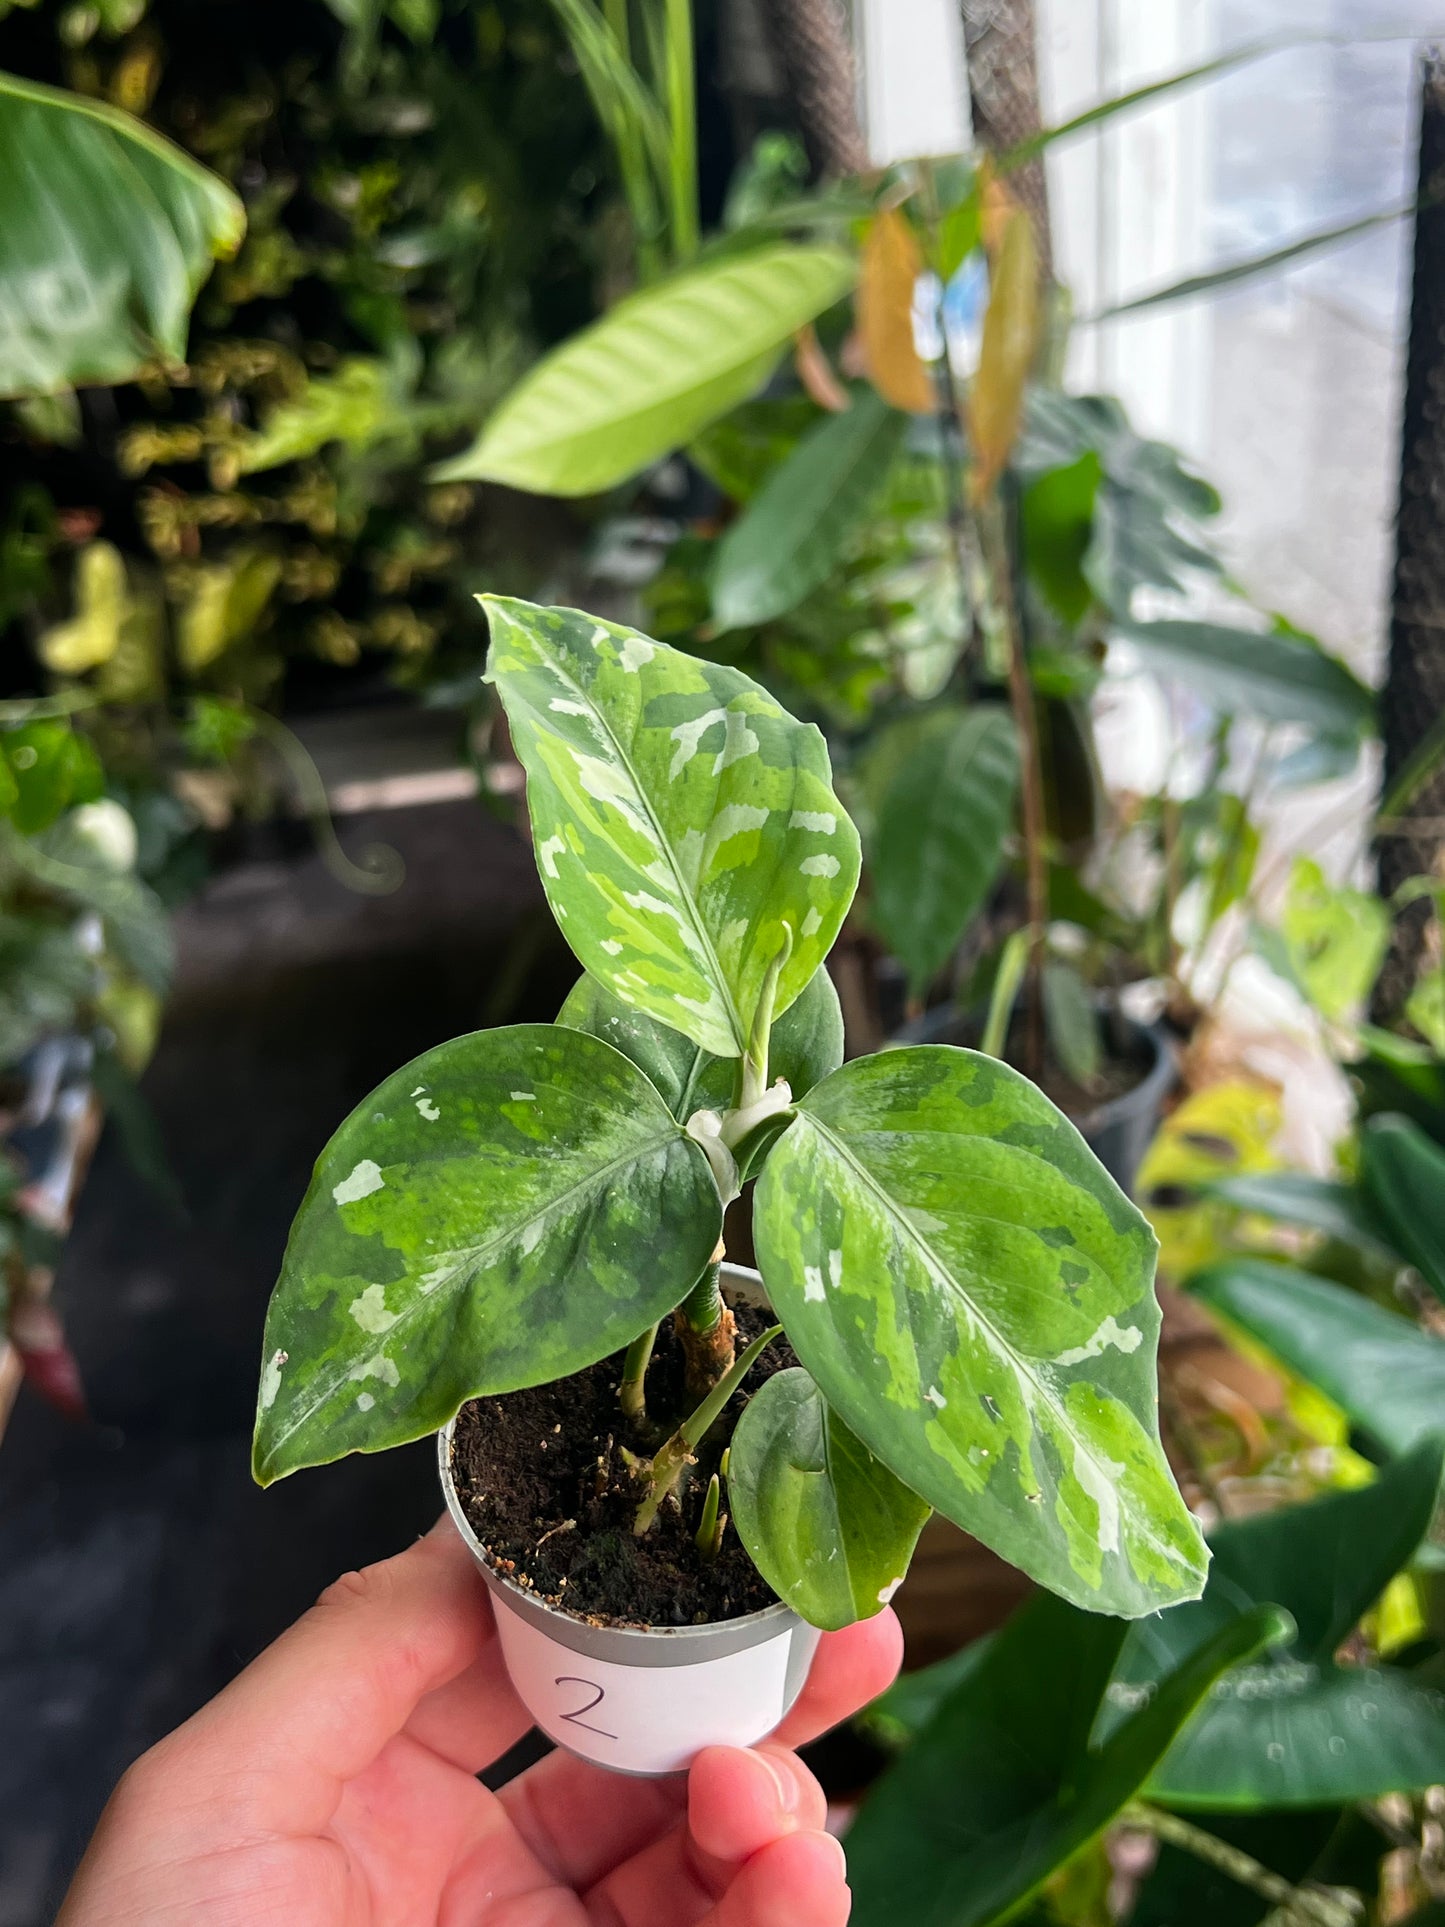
0 0 619 707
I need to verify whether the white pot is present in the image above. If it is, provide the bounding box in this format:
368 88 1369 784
437 1266 821 1777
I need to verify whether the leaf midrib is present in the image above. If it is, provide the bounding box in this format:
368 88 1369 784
263 1125 689 1463
534 643 747 1054
799 1112 1187 1576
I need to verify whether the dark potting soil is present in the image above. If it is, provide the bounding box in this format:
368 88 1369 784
451 1305 794 1629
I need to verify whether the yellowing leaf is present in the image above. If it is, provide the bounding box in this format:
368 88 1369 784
39 540 126 673
176 548 281 672
968 206 1039 501
1136 1079 1283 1279
858 209 935 416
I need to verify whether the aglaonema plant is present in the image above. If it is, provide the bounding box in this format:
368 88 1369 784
251 596 1206 1758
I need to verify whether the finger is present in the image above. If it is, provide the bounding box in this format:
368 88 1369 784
688 1745 827 1862
152 1517 504 1833
503 1751 689 1890
773 1610 903 1749
582 1745 825 1927
703 1831 851 1927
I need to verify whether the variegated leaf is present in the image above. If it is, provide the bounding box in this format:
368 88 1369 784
730 1367 931 1631
486 597 861 1059
557 962 844 1118
252 1023 721 1484
754 1045 1207 1616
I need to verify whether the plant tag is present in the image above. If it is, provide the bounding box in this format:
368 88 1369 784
489 1590 819 1776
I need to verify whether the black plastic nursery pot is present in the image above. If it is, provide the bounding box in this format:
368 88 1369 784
891 1005 1175 1196
438 1265 822 1777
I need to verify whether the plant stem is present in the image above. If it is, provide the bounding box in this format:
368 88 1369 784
675 1257 736 1399
1125 1806 1361 1927
980 489 1047 1078
619 1320 658 1426
662 0 698 259
634 1323 780 1534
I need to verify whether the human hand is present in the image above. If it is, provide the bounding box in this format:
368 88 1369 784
57 1516 902 1927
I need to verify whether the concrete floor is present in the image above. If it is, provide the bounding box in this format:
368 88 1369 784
0 797 578 1927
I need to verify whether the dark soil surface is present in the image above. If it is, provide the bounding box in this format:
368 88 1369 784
451 1306 795 1628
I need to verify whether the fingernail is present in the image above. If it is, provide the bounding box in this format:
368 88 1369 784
807 1830 848 1879
758 1751 801 1814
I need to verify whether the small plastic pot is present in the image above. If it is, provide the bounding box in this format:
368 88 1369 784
437 1266 822 1777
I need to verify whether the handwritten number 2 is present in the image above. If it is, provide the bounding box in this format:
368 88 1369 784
554 1675 617 1740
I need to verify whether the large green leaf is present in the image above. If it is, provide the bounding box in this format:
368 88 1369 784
252 1023 721 1484
1360 1113 1445 1306
0 71 244 398
869 706 1020 995
1258 855 1390 1022
709 388 907 629
434 244 856 495
754 1046 1207 1616
556 962 843 1118
1117 620 1374 735
1017 391 1220 610
729 1367 931 1631
1199 1171 1401 1265
485 598 860 1059
1188 1258 1445 1459
1111 1438 1445 1808
846 1588 1284 1927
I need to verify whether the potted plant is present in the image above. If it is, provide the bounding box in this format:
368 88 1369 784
252 595 1206 1775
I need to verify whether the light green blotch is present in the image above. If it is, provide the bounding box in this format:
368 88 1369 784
349 1284 397 1334
333 1159 385 1205
259 1347 286 1411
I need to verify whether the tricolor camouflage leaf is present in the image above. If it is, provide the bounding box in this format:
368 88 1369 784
755 1045 1206 1615
252 1023 721 1483
485 597 860 1059
557 962 844 1118
730 1367 931 1630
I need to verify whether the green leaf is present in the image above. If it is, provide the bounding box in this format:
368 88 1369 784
860 1632 997 1748
1111 1438 1445 1808
1258 856 1390 1022
1360 1113 1445 1306
1 818 173 994
1188 1258 1445 1459
754 1045 1207 1616
0 720 102 834
0 70 244 398
846 1588 1284 1927
557 961 844 1118
252 1023 722 1483
1043 958 1101 1089
1117 620 1375 736
484 598 860 1059
435 243 856 495
729 1368 931 1631
1087 203 1408 323
1021 450 1102 624
1200 1171 1401 1264
710 388 907 629
234 359 400 476
869 706 1020 996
